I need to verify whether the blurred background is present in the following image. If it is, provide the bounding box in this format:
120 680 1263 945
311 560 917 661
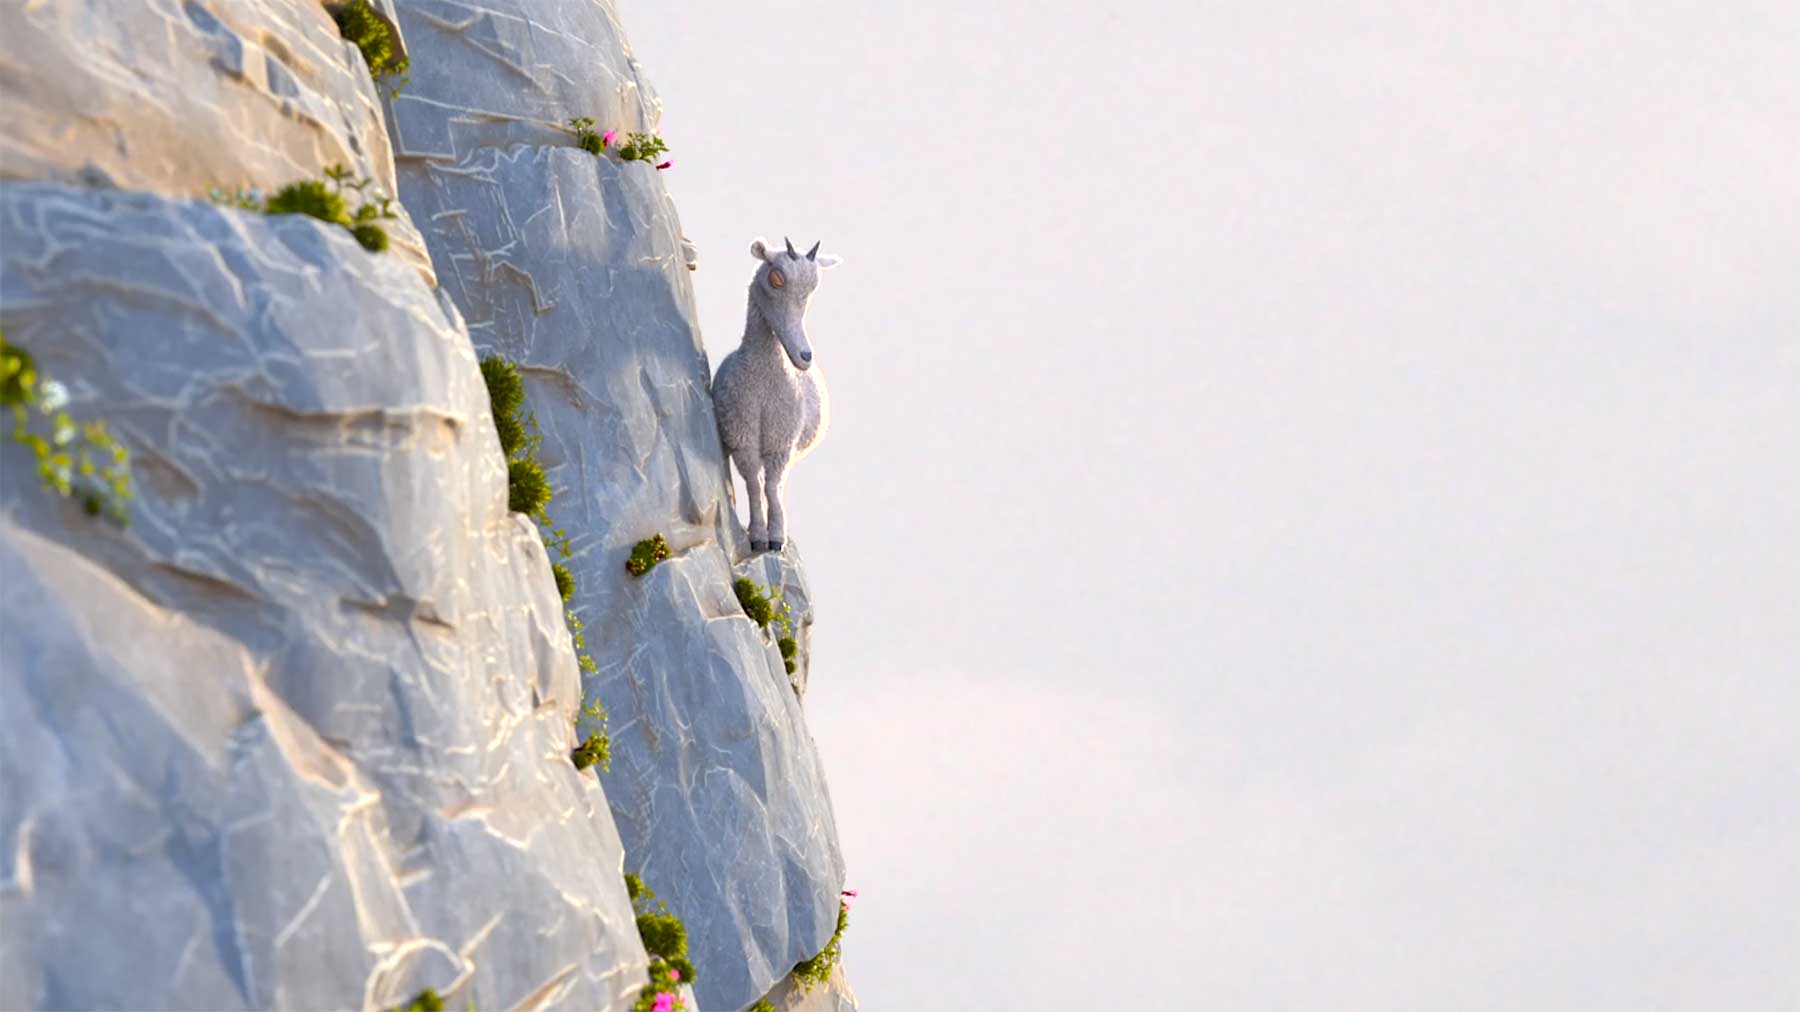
624 3 1799 1008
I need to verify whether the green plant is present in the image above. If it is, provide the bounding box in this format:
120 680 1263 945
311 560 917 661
571 697 611 772
733 578 797 676
732 577 775 629
567 117 607 155
331 0 410 86
479 356 527 456
615 132 669 164
790 898 850 994
2 330 132 524
748 1001 776 1012
626 873 698 1011
259 165 398 253
506 456 551 516
552 562 575 601
392 991 443 1012
626 533 671 576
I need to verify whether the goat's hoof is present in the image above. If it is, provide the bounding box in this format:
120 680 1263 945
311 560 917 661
750 540 768 551
766 540 784 551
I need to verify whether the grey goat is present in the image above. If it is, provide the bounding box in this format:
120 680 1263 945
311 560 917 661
712 236 841 551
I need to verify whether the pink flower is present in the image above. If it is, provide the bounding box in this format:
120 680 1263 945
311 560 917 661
655 161 672 170
651 993 675 1012
669 969 680 982
601 130 617 147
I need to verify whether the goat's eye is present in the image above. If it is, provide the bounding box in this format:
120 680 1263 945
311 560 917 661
769 270 785 289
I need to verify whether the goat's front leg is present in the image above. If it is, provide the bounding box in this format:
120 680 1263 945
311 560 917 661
732 448 768 550
762 451 791 551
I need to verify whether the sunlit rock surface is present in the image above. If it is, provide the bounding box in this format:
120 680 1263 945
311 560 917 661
754 964 861 1012
0 0 434 282
0 183 644 1012
384 2 850 1007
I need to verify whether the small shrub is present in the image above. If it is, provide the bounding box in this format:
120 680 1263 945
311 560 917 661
1 330 132 524
732 577 774 629
616 132 669 164
626 874 697 1012
331 0 410 86
777 636 797 676
260 165 397 253
571 697 610 772
748 1002 776 1012
551 562 575 601
392 991 443 1012
507 456 551 517
625 533 671 576
568 117 609 156
790 897 850 994
265 179 348 224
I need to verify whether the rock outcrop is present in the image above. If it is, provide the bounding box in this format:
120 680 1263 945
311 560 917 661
384 3 848 1008
0 1 853 1011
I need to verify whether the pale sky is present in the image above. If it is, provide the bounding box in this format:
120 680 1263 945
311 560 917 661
622 3 1799 1008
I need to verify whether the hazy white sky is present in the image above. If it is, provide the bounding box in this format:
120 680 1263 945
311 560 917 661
623 3 1798 1008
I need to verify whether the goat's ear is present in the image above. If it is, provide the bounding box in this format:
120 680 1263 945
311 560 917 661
815 253 843 270
749 237 771 261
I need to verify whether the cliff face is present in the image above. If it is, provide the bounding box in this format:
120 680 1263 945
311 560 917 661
382 4 847 1008
0 2 851 1011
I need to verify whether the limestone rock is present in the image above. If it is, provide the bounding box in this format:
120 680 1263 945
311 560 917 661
384 2 850 1007
0 0 435 283
754 964 862 1012
0 183 644 1012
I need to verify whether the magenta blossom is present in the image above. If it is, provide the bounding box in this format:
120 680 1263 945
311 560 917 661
669 969 680 982
651 992 675 1012
655 160 672 170
601 130 617 148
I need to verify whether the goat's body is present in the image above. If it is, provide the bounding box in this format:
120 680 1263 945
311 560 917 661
714 343 829 462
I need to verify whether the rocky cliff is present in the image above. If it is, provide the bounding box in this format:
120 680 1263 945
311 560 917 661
0 2 854 1010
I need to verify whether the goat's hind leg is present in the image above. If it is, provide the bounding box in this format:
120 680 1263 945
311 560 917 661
732 447 769 550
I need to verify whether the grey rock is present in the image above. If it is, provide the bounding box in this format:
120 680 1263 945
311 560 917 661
0 183 644 1012
753 963 862 1012
384 1 849 1007
0 0 435 284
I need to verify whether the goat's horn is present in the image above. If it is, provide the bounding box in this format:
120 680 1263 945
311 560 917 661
784 236 797 257
806 240 820 260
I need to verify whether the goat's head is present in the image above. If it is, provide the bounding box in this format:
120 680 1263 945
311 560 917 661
748 235 840 371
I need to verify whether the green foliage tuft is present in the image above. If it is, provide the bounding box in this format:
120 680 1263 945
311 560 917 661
616 132 670 163
625 533 671 576
331 0 409 82
506 456 551 516
626 873 698 1010
568 117 606 155
265 179 348 226
392 989 443 1012
478 357 527 456
732 577 775 628
2 329 133 525
778 636 798 675
571 697 610 772
350 222 389 252
552 562 575 601
635 912 687 961
748 1002 776 1012
790 899 850 994
258 165 397 255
